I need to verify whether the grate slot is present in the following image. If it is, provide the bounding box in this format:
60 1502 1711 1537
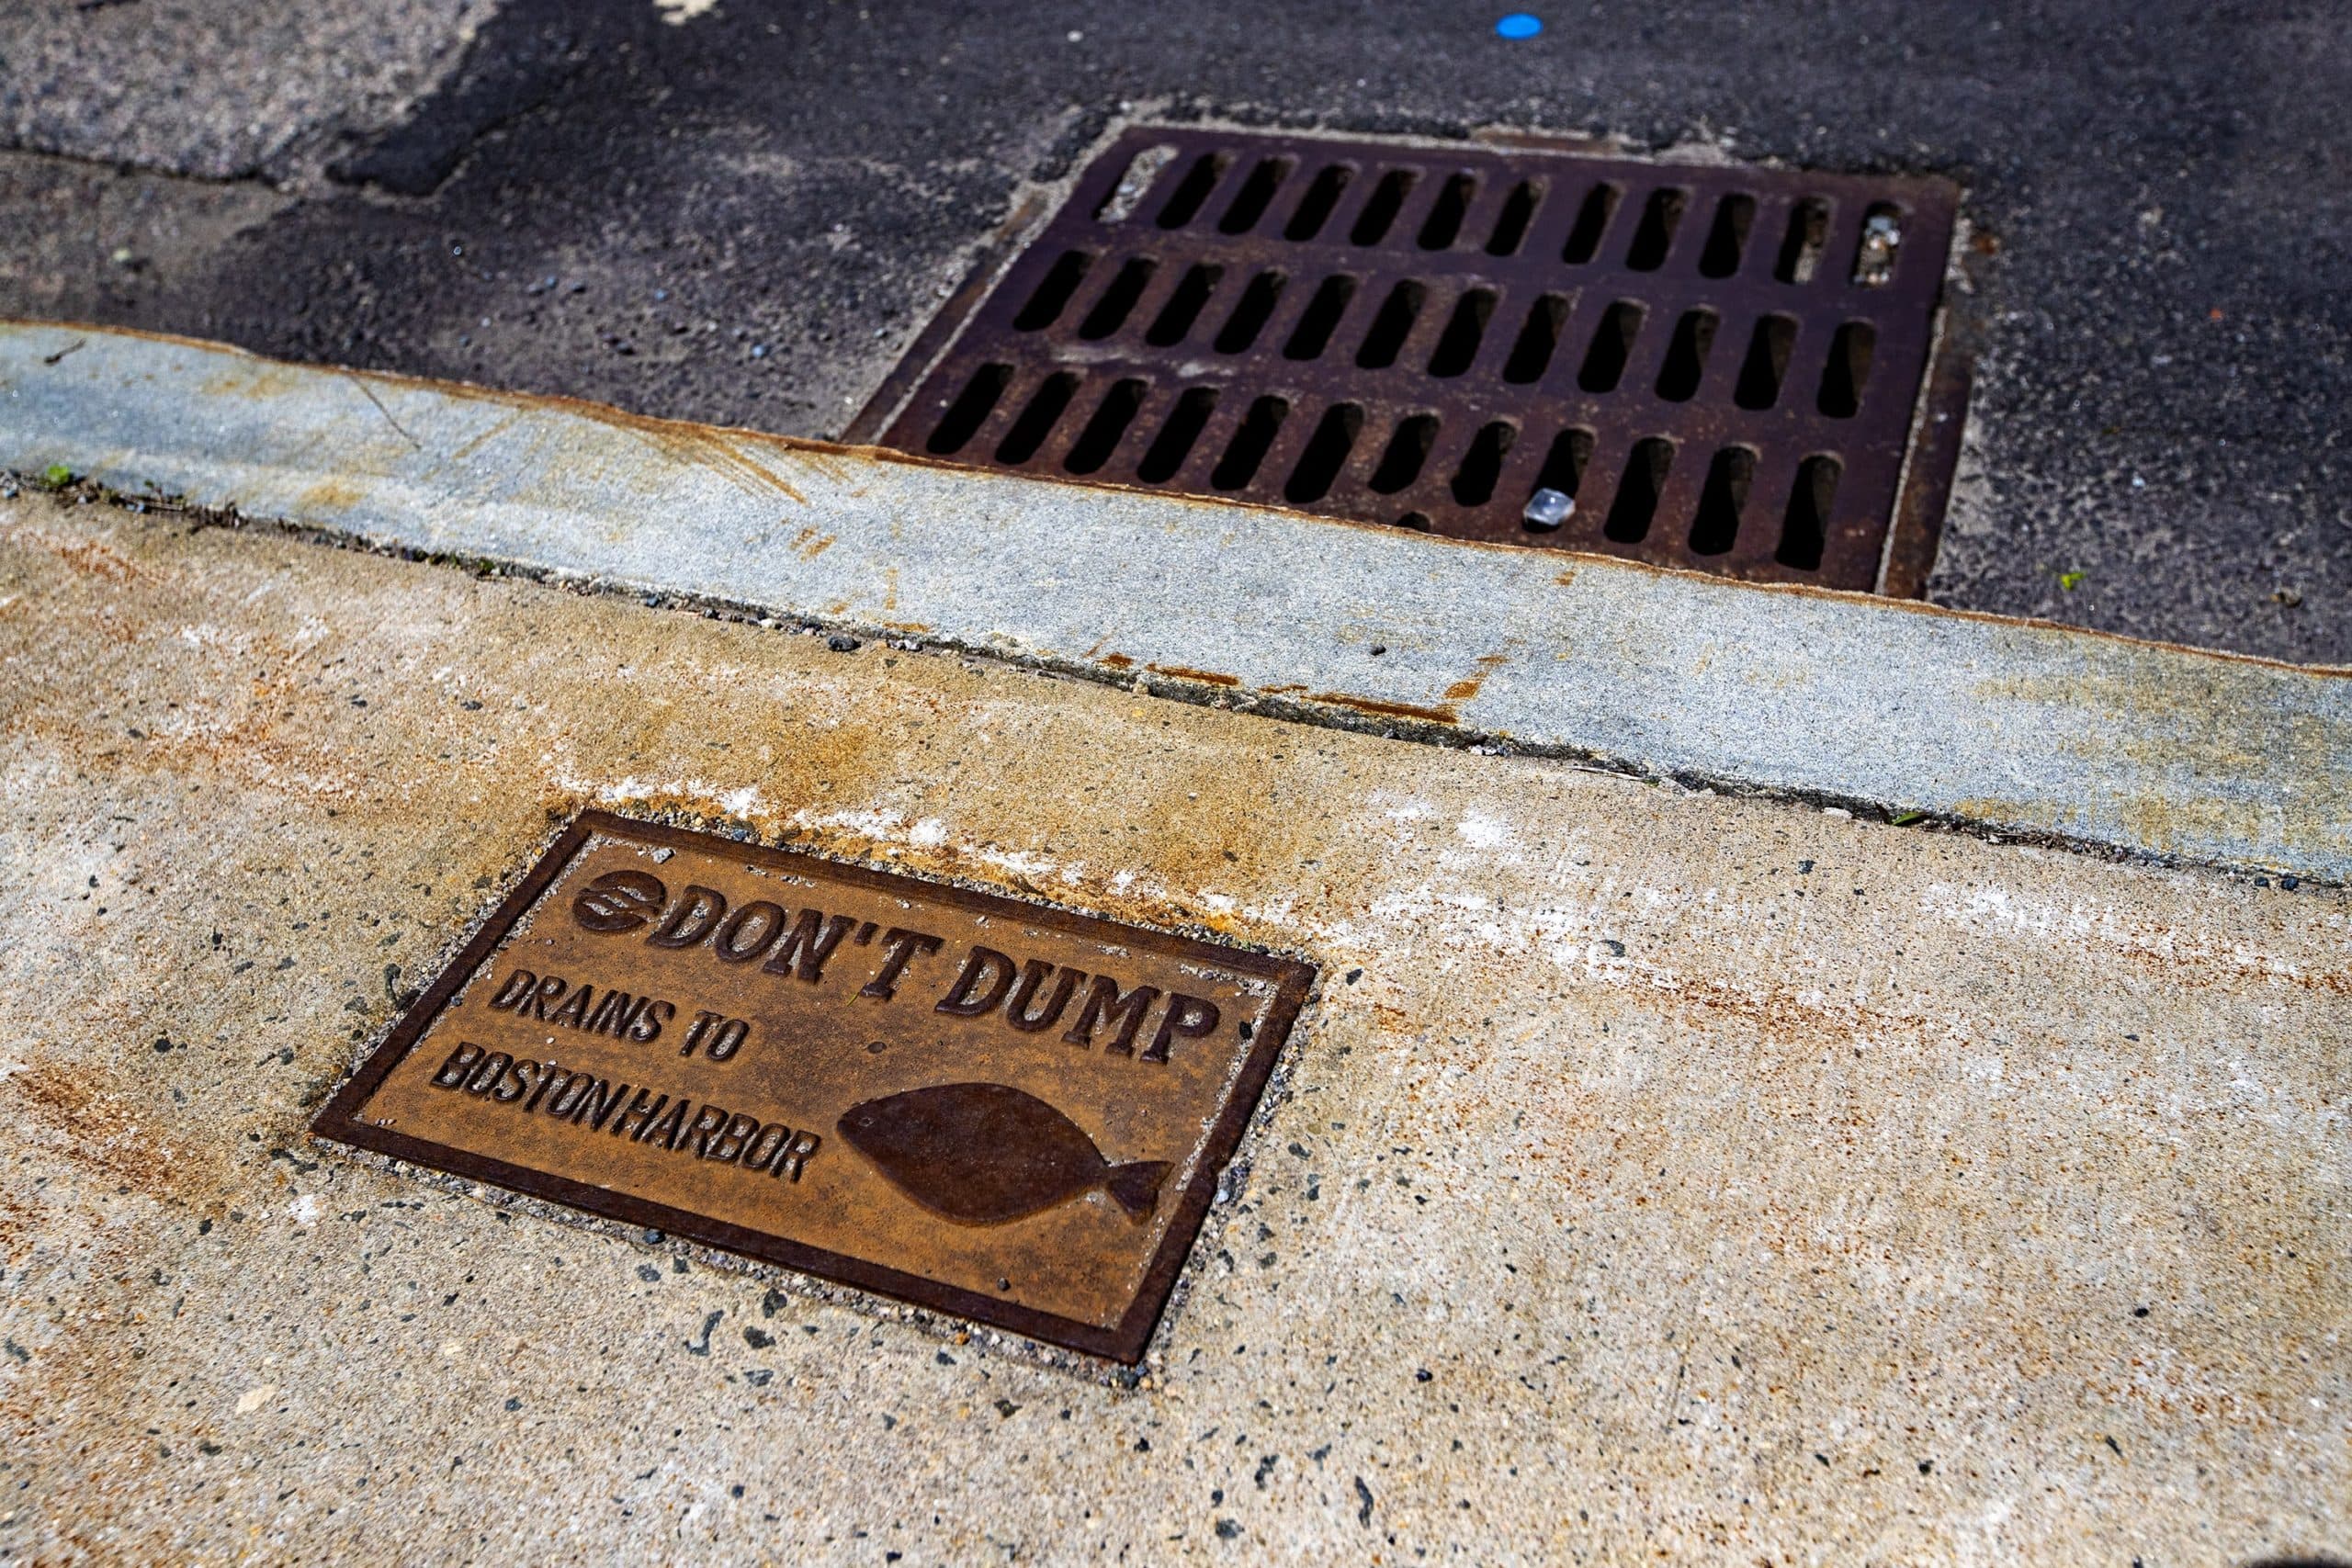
1427 288 1497 378
1211 395 1291 490
1623 187 1689 271
1215 269 1287 354
1350 170 1419 245
1561 180 1623 265
1416 174 1480 250
1136 386 1221 482
1368 413 1441 494
1155 152 1232 229
876 128 1961 590
1065 378 1148 475
1283 164 1355 242
1356 281 1428 370
1015 251 1096 332
1778 455 1841 570
995 371 1080 465
1604 437 1676 541
1577 300 1646 393
1773 197 1832 284
1734 313 1797 410
1219 157 1295 235
1145 264 1225 347
1501 292 1570 385
1076 258 1158 340
1654 309 1720 402
1484 179 1544 257
1283 275 1362 360
1688 446 1757 555
1285 402 1366 503
1817 321 1876 418
1526 426 1596 527
1698 194 1756 279
926 362 1012 456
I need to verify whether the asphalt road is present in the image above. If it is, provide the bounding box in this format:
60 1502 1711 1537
2 0 2346 662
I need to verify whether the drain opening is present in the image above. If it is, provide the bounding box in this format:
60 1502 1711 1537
1605 437 1676 542
1735 315 1796 410
1284 276 1357 360
928 363 1011 455
1502 293 1568 384
1451 421 1518 506
1418 175 1478 250
1016 252 1094 331
1698 194 1755 278
874 128 1962 591
1220 157 1294 234
1213 395 1289 490
1147 265 1223 346
1427 288 1496 378
1351 170 1418 244
1285 164 1353 241
1563 182 1621 263
1157 152 1230 229
1216 270 1287 354
1138 387 1218 481
1688 446 1756 555
1370 413 1439 494
1624 188 1688 271
1524 427 1594 532
1079 259 1157 339
1578 301 1645 393
1066 379 1148 475
1357 282 1426 369
1780 455 1840 569
1818 321 1875 418
1775 199 1830 284
1486 181 1543 257
1286 402 1364 503
996 373 1079 464
1654 309 1718 402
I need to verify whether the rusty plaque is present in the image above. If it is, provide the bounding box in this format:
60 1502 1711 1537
313 812 1315 1362
861 127 1963 592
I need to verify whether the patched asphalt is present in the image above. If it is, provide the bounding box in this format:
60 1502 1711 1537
1 0 2346 661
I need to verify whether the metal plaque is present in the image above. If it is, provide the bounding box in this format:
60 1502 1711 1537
313 812 1316 1362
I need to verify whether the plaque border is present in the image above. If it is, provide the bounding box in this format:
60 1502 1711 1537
311 810 1317 1364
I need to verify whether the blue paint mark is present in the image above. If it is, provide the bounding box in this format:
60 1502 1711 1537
1495 12 1543 39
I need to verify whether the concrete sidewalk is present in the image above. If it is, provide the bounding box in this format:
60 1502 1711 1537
0 344 2345 1557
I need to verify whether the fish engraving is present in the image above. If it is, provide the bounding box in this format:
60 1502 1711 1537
837 1083 1170 1226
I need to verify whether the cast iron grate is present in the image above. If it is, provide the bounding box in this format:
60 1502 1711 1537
864 129 1962 592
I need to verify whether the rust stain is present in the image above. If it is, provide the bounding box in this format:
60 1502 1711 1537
1146 663 1240 688
1101 654 1135 670
23 527 138 583
1555 570 1577 587
199 365 300 400
1306 692 1459 726
292 477 365 516
7 1063 207 1205
444 412 523 466
789 527 836 559
1444 651 1514 704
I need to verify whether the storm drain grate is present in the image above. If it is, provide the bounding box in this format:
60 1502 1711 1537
863 128 1963 592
